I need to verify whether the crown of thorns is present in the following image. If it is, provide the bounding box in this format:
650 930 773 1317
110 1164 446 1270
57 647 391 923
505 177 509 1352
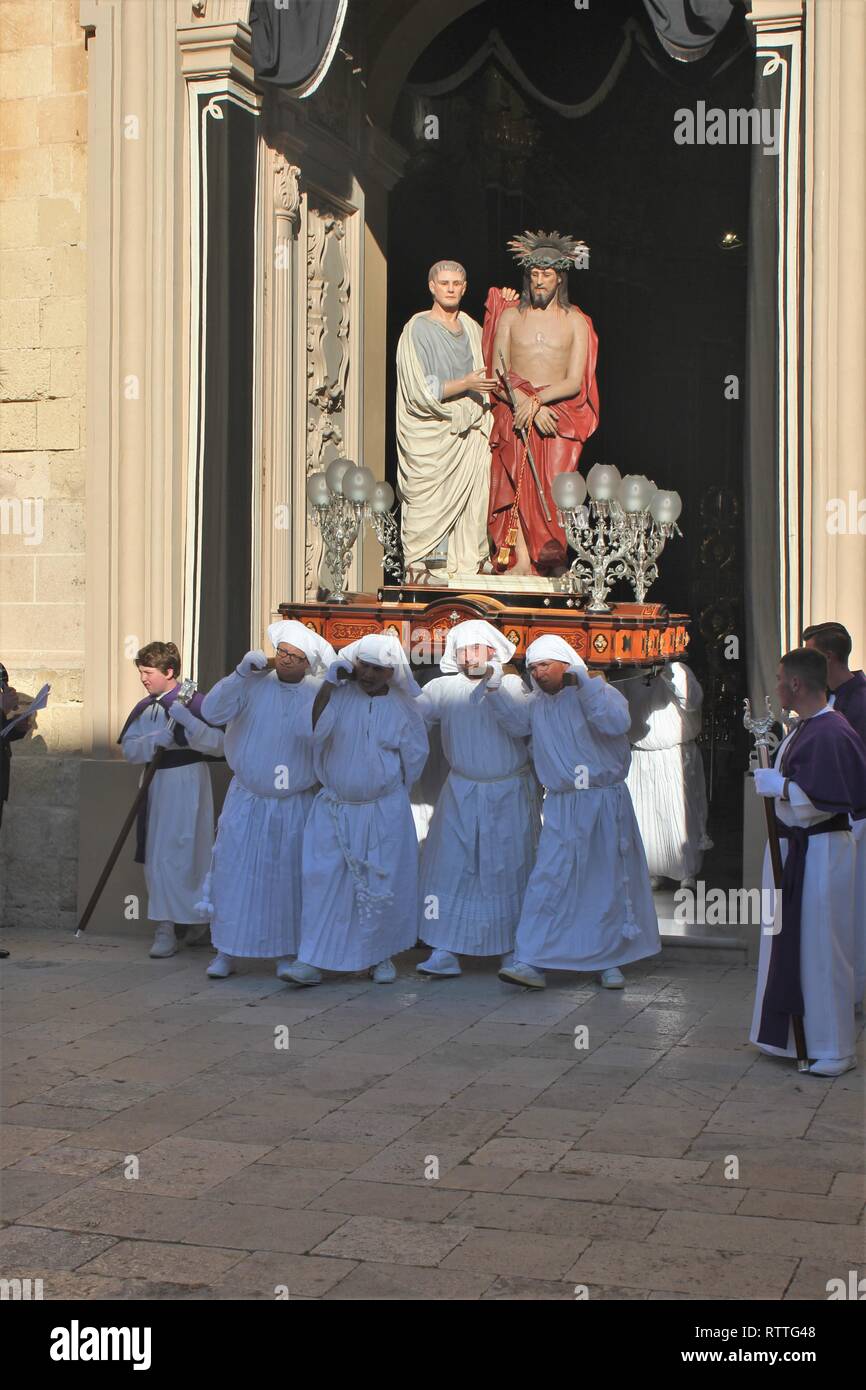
507 229 589 270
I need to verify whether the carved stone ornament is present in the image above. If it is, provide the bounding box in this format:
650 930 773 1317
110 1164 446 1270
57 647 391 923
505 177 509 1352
304 204 351 597
274 157 301 237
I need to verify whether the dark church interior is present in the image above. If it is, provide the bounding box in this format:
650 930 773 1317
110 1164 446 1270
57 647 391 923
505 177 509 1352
386 0 754 882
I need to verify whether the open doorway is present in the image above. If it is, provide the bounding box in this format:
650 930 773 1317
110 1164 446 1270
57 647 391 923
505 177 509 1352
385 0 754 887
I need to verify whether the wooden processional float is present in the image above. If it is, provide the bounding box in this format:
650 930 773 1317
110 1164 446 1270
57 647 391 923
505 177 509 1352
279 584 691 673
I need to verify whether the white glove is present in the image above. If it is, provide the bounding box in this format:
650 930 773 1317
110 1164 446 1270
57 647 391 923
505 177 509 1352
754 768 785 798
483 657 504 691
168 700 194 728
153 725 177 750
236 649 268 677
325 655 354 686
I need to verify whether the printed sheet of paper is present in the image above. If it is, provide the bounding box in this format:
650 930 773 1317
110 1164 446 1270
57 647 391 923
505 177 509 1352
0 683 50 739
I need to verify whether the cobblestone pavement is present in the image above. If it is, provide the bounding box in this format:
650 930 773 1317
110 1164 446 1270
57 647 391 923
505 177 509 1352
1 930 863 1301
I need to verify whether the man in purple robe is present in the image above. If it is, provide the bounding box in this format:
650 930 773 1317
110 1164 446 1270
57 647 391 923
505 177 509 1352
750 646 866 1076
802 621 866 745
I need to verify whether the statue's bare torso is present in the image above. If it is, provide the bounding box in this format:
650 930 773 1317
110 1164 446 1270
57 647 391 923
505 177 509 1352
497 303 589 392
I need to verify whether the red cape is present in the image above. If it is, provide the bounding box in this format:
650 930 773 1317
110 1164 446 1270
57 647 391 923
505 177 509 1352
482 287 599 574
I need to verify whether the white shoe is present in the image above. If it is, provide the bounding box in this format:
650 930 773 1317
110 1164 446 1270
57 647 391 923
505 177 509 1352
370 958 396 984
499 960 546 990
809 1056 856 1077
417 949 461 977
275 956 297 981
679 876 697 891
206 952 235 979
600 967 625 989
149 923 177 958
184 923 211 948
649 876 664 891
283 960 323 987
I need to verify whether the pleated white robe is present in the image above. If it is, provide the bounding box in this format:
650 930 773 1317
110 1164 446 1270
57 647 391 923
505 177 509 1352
616 663 712 881
749 710 860 1064
200 670 320 959
121 701 223 925
395 312 491 576
298 684 429 971
418 672 541 954
854 820 866 1007
486 677 660 972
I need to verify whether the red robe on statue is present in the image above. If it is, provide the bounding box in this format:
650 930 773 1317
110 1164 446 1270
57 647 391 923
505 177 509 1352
482 287 600 574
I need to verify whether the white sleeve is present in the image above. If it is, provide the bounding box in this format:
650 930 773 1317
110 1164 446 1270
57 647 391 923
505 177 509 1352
783 781 840 829
416 686 441 726
482 680 533 737
662 662 704 713
399 709 431 786
181 718 225 757
572 677 632 736
120 722 169 765
311 683 340 744
201 672 249 727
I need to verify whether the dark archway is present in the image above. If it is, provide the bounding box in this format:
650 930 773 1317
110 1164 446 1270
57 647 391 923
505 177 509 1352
385 0 754 879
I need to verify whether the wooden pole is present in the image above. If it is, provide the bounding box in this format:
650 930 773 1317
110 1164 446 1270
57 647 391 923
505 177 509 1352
74 749 167 936
744 698 810 1071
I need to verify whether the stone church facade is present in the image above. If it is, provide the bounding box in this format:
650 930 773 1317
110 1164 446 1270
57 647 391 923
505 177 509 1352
0 0 863 931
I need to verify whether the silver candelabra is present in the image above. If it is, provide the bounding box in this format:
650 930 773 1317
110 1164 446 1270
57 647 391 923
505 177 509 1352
552 466 683 611
306 459 403 602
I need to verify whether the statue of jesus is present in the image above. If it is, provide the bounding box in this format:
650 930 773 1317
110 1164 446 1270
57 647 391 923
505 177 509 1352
483 230 600 576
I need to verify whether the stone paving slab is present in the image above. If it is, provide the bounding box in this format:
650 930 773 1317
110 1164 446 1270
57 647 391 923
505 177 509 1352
0 930 863 1302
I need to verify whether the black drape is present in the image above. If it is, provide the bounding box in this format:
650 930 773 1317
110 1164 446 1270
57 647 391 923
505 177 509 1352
197 100 257 692
250 0 344 89
642 0 741 59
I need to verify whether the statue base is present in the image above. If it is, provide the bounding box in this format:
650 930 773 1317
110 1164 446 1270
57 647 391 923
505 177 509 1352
447 572 560 594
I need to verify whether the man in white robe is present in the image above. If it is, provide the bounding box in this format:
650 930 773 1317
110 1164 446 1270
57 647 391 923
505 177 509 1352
120 640 224 958
396 261 503 580
483 634 660 990
749 647 866 1076
197 621 336 981
416 619 541 977
616 661 712 889
285 633 429 986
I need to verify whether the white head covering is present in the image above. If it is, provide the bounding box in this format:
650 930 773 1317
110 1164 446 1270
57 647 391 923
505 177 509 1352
326 632 422 712
267 620 336 676
524 634 588 689
440 619 515 674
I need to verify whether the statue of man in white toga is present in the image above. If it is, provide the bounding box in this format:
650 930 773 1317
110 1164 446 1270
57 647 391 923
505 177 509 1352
395 261 516 582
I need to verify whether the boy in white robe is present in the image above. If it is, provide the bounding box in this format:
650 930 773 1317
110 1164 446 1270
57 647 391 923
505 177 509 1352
616 661 712 889
416 619 540 976
285 633 429 986
119 640 224 958
483 634 660 990
197 621 336 981
749 647 866 1076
